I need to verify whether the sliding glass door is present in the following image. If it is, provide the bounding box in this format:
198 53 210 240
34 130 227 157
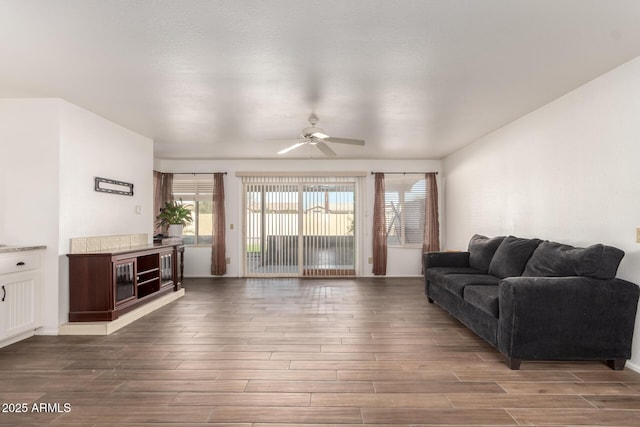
244 177 357 277
245 183 299 276
302 183 355 276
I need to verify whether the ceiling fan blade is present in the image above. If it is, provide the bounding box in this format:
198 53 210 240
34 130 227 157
315 140 336 157
267 137 304 144
310 130 330 139
325 137 365 146
278 141 306 155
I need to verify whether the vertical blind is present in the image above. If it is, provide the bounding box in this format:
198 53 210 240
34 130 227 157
242 175 358 277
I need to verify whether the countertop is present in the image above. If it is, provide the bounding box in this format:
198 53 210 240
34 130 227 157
67 242 180 257
0 244 47 254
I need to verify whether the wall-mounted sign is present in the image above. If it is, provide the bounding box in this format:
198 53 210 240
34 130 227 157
94 177 134 196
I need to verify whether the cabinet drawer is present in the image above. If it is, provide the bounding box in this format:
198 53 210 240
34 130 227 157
0 252 41 275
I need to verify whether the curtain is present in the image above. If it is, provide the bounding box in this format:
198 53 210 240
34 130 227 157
211 172 226 275
372 172 387 275
153 171 173 235
422 173 440 271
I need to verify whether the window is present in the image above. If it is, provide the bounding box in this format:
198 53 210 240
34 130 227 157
384 174 426 247
172 174 213 245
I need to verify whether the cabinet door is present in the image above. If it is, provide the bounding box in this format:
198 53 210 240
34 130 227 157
114 258 137 304
0 271 40 341
160 251 174 288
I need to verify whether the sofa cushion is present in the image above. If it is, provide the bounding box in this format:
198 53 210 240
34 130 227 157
434 273 501 297
464 285 500 318
522 241 625 279
426 266 483 283
468 234 506 273
488 236 542 278
424 251 470 269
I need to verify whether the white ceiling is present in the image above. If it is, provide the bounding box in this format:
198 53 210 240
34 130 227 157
2 1 640 160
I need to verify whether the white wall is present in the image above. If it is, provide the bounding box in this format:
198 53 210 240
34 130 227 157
58 101 154 324
0 99 61 335
0 98 154 332
59 102 153 242
443 56 640 370
155 158 442 277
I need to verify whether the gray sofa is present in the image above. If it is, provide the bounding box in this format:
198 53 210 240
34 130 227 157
424 235 639 370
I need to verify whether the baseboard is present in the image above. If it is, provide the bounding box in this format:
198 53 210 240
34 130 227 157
184 275 425 279
626 359 640 373
58 289 185 335
35 327 60 336
364 275 425 278
0 330 35 349
184 276 248 280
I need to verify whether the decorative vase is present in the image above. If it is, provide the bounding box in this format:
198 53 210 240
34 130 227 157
168 224 184 237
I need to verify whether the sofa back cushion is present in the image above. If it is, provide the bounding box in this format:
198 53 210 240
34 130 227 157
523 241 624 279
468 234 505 273
488 236 542 278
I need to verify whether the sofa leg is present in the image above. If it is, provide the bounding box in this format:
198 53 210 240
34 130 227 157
606 359 626 370
507 358 522 370
427 297 434 304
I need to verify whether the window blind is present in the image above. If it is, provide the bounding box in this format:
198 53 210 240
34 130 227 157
384 174 426 246
172 174 214 201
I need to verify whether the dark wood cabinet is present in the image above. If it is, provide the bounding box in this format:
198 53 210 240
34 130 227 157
68 243 184 322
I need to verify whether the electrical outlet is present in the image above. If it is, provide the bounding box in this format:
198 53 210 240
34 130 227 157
636 228 640 243
135 205 142 214
225 257 231 264
230 224 234 230
368 257 373 264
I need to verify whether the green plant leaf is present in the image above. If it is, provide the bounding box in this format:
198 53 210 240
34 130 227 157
156 199 194 227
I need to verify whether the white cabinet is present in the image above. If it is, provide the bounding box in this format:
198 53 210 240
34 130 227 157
0 250 43 346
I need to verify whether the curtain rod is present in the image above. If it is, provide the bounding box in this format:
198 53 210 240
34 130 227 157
236 171 368 177
370 171 438 175
166 172 227 175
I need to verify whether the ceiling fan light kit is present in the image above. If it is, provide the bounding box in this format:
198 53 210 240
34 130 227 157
275 115 365 157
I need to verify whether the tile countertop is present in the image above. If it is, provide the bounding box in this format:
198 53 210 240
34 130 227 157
68 243 179 257
0 244 47 254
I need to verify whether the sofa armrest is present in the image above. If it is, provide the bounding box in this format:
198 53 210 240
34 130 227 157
424 251 470 269
497 276 640 362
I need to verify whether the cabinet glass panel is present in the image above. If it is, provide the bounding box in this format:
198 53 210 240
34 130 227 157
115 261 135 302
160 253 174 286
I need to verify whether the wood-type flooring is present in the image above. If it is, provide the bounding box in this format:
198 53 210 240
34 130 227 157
1 277 640 426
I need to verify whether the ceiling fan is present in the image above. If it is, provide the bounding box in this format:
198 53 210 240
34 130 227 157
276 114 365 157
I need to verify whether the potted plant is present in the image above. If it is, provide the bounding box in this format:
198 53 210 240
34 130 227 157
156 199 193 237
